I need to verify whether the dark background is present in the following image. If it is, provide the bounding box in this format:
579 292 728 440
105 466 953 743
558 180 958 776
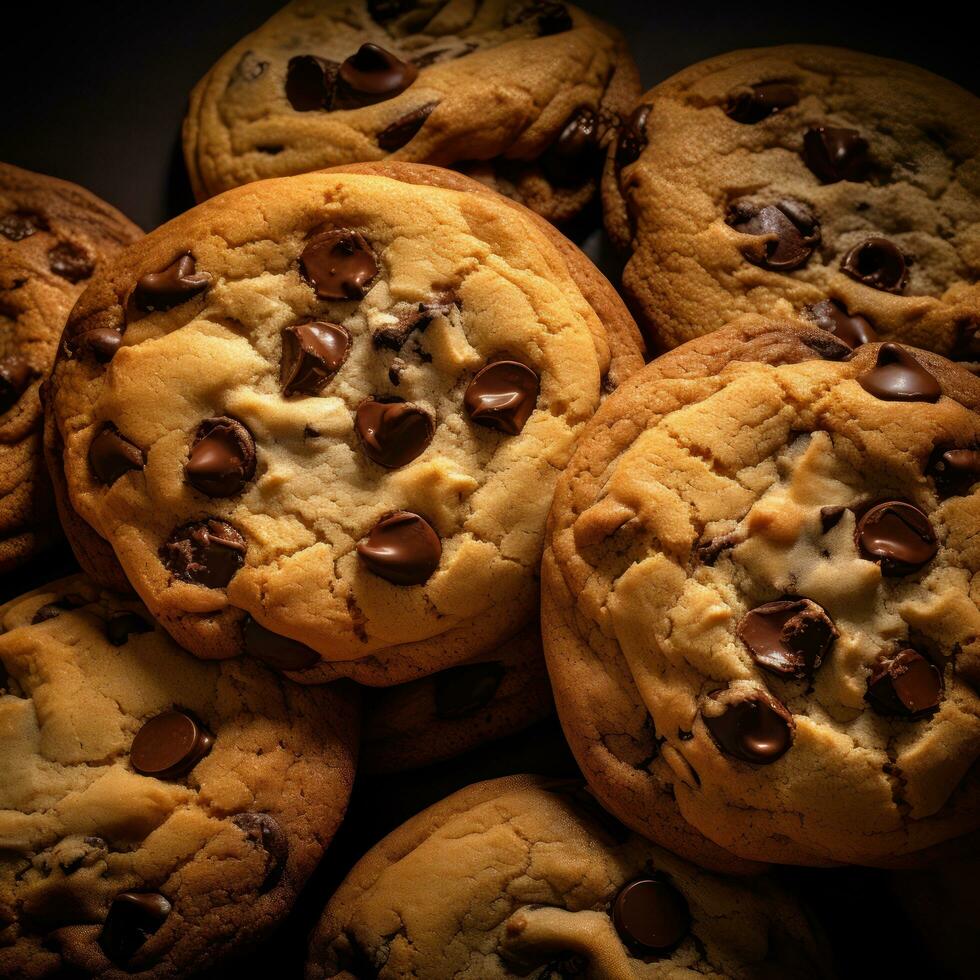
2 2 974 978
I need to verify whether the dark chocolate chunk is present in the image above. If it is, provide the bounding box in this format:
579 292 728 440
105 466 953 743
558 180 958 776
615 104 651 170
841 238 908 293
70 326 123 363
160 519 246 588
99 892 172 965
285 55 338 111
858 344 941 403
355 399 434 468
0 355 35 414
738 598 838 679
232 812 289 891
505 1 573 34
242 616 319 671
434 661 506 719
854 500 937 576
866 649 942 719
802 127 871 183
106 611 152 646
300 230 377 300
950 317 980 362
88 424 145 486
703 690 794 764
280 321 351 396
334 44 418 109
134 254 211 312
48 241 94 283
928 446 980 497
0 210 46 241
727 199 819 271
805 299 877 349
130 709 213 779
541 107 600 186
611 877 691 954
725 81 798 123
377 102 439 151
31 593 88 625
185 417 256 497
463 361 539 435
372 295 453 351
357 511 441 585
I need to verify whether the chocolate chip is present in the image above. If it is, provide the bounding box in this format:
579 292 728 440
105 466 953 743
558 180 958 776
738 598 838 679
727 199 819 271
505 1 573 34
703 690 794 764
130 708 213 779
928 447 980 497
232 812 289 891
48 241 94 283
106 611 152 646
185 417 256 498
0 210 46 240
242 616 319 671
820 506 845 532
858 344 941 402
377 101 439 151
841 238 908 293
355 399 434 468
802 127 871 183
725 82 798 123
300 230 377 300
357 511 441 585
695 531 742 566
367 0 413 21
855 500 937 576
615 104 650 170
334 44 418 109
0 355 35 414
805 299 877 349
865 649 942 719
134 254 211 312
280 321 351 396
541 107 600 185
99 892 172 965
31 593 88 625
611 877 690 954
950 317 980 361
285 55 338 111
372 295 453 351
160 519 246 588
463 361 539 436
88 424 145 485
71 326 123 363
800 332 852 361
434 662 506 719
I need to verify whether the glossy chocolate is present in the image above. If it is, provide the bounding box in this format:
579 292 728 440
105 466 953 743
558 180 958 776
300 230 377 300
703 691 794 764
0 210 45 240
99 891 172 965
357 511 441 585
802 126 871 183
280 321 351 396
858 344 941 402
840 238 908 292
727 199 819 271
464 361 539 435
48 240 94 283
725 81 798 123
615 104 651 170
377 101 439 150
738 598 838 679
233 811 290 892
285 55 337 111
334 43 417 109
355 399 434 468
185 417 256 497
130 709 213 779
541 107 600 185
928 447 980 497
134 254 211 312
866 649 942 719
88 424 145 486
612 877 691 953
160 519 246 588
855 500 937 576
805 298 877 349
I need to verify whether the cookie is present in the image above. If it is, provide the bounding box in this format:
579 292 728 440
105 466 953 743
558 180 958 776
543 316 980 867
362 621 552 773
184 0 640 224
44 162 644 685
0 163 140 572
306 774 833 979
602 45 980 357
0 574 358 980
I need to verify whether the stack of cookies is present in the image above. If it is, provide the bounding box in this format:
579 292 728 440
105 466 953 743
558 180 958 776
2 3 978 978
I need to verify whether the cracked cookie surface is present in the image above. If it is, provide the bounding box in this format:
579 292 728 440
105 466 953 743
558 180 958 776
0 574 358 980
44 162 643 685
602 45 980 357
543 317 980 867
306 774 832 979
0 163 140 571
184 0 639 224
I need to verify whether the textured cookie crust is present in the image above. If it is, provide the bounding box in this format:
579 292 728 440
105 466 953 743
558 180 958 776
543 316 980 867
45 162 643 685
0 574 358 980
362 621 552 773
0 163 140 571
307 774 832 979
603 45 980 355
184 0 640 223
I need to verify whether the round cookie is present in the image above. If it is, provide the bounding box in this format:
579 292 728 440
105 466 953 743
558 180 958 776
306 774 833 979
602 45 980 356
44 162 644 685
362 621 552 773
0 163 141 572
184 0 640 224
0 574 358 980
543 316 980 868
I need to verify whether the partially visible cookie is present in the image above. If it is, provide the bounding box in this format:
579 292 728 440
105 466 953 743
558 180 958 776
544 316 980 868
0 575 358 980
184 0 639 224
0 163 140 571
603 46 980 356
306 774 833 979
362 622 552 773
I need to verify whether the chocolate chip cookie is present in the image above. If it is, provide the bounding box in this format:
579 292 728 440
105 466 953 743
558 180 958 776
44 162 643 685
362 621 552 772
0 575 358 979
184 0 639 224
603 46 980 357
543 316 980 867
0 163 140 572
307 774 833 979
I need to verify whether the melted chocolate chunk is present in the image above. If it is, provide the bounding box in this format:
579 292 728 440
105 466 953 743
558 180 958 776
928 446 980 497
106 611 152 646
0 210 46 240
463 361 539 435
280 321 351 395
727 199 819 271
725 81 798 123
615 104 651 170
334 44 418 109
703 690 794 764
0 355 35 414
802 127 871 183
48 241 94 283
434 661 506 719
88 424 145 486
738 599 838 679
300 230 377 300
285 55 338 111
840 238 908 293
695 531 742 566
130 709 213 778
232 812 289 891
160 519 246 588
612 877 691 954
858 344 941 402
541 107 600 185
99 892 172 965
805 299 877 349
70 326 123 363
855 501 937 576
377 101 439 151
185 417 256 497
355 399 434 468
951 317 980 362
242 616 319 671
866 649 942 719
134 254 211 312
357 511 441 585
372 295 452 351
31 593 88 625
